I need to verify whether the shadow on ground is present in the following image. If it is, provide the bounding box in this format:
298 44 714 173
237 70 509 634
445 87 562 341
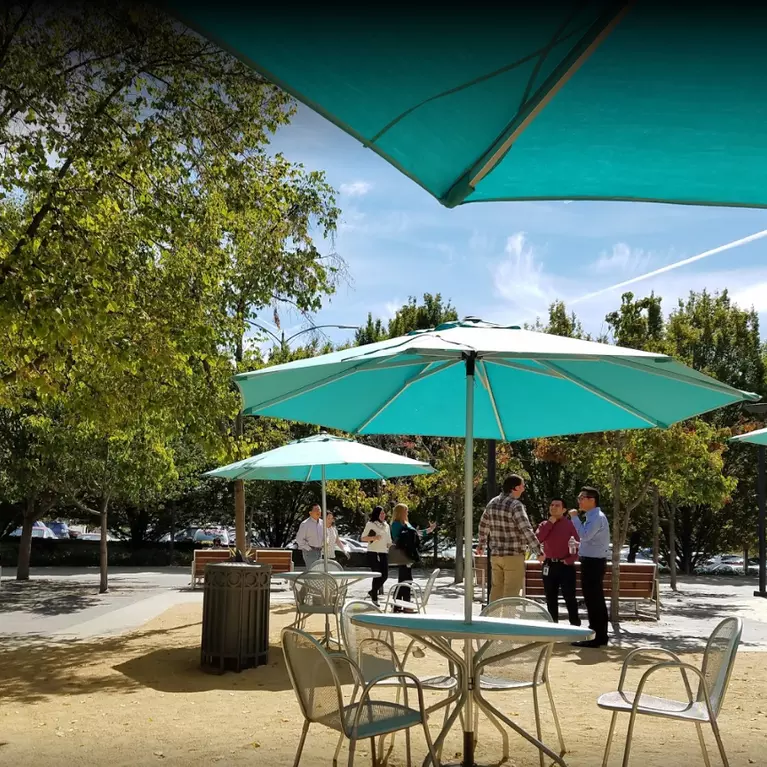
0 621 202 703
0 579 156 617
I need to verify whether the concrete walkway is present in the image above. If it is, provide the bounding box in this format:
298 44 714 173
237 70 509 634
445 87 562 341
2 567 767 651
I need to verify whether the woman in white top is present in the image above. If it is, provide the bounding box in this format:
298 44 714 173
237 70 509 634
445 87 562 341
360 505 392 604
324 510 349 560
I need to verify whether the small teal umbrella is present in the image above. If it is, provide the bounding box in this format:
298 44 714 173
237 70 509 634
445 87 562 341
206 433 433 565
169 3 767 209
730 427 767 447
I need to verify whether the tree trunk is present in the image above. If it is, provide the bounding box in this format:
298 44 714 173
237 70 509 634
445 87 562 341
233 326 247 553
668 501 678 592
610 470 623 625
168 501 176 566
652 486 660 565
16 496 37 581
99 497 109 594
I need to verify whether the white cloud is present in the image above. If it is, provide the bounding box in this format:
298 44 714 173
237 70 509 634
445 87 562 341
493 232 556 308
729 281 767 314
383 299 401 320
592 242 652 274
339 180 372 197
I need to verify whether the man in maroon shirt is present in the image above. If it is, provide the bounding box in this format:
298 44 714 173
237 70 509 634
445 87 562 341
536 497 581 625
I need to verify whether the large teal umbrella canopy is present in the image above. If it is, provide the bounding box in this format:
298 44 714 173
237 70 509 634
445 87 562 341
171 1 767 209
235 319 758 441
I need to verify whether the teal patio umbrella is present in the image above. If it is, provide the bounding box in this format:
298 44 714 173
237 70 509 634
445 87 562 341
170 2 767 209
233 318 757 764
234 319 757 601
206 433 433 566
730 424 767 597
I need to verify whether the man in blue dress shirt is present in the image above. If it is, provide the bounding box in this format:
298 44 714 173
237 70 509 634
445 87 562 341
569 487 610 647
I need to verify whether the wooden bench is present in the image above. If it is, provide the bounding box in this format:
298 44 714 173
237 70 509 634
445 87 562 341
190 548 232 589
190 548 294 589
253 548 294 577
524 560 660 620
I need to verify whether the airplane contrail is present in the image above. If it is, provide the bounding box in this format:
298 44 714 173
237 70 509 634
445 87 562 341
571 229 767 305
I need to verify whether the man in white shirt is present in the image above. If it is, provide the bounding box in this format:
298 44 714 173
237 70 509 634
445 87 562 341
296 505 324 569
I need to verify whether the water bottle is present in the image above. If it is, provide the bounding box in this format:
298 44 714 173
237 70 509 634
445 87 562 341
568 536 578 556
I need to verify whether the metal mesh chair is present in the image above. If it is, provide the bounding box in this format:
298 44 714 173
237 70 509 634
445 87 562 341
597 617 742 767
291 571 347 646
310 558 344 572
473 597 566 767
384 568 440 613
282 627 439 767
340 600 460 763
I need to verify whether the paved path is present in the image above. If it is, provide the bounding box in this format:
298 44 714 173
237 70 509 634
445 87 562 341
2 567 767 651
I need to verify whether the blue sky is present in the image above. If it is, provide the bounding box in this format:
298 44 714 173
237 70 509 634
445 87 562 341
262 106 767 347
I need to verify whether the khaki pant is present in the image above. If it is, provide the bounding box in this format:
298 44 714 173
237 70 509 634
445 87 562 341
490 554 525 603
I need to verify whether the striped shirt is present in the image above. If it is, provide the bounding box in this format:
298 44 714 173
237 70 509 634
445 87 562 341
478 493 542 558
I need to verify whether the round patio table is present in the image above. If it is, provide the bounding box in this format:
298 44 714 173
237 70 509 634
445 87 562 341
351 612 592 767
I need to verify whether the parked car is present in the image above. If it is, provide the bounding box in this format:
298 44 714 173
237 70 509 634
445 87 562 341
193 527 230 546
46 521 71 539
339 536 367 554
9 521 56 539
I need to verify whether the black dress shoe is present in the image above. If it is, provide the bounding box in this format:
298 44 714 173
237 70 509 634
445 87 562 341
571 639 608 648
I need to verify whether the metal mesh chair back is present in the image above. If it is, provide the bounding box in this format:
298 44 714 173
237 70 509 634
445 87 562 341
478 597 553 686
282 628 344 730
422 569 440 606
699 617 742 714
294 572 343 613
310 558 343 571
340 600 398 682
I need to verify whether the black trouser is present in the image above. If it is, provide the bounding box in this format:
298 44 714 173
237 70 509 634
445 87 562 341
367 552 388 600
542 560 581 626
397 564 412 603
580 556 609 643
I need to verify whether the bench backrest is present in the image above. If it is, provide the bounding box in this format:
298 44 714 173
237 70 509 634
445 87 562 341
524 560 656 599
254 548 293 573
192 548 231 574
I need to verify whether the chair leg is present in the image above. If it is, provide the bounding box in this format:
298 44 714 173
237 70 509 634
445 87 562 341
294 720 310 767
695 723 712 767
333 733 344 767
405 725 412 767
473 699 480 746
545 678 567 756
422 719 440 767
602 712 618 767
621 709 640 767
347 738 357 767
709 716 730 767
370 737 379 767
532 685 544 767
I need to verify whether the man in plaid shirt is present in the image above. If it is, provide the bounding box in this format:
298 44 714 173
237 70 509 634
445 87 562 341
477 474 541 601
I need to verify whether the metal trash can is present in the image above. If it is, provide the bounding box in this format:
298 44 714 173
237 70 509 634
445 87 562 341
200 562 271 674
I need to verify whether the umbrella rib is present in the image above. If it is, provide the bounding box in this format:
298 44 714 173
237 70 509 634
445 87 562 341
539 360 667 428
353 360 460 433
304 465 313 483
490 359 564 379
361 463 387 480
607 357 756 399
478 360 506 441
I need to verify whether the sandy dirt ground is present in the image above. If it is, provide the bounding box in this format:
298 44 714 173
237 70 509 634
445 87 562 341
1 603 765 767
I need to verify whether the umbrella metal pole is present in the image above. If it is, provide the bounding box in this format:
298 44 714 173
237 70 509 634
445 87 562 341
463 353 476 765
756 446 766 598
321 466 329 573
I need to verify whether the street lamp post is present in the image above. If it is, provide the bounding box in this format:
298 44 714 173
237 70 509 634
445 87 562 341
234 320 359 549
745 403 767 599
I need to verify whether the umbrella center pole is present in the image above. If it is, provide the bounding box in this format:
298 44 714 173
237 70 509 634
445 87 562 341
463 353 477 763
